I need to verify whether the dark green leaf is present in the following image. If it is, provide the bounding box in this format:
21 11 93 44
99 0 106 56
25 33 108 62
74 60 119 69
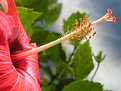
41 84 55 91
39 64 48 74
15 0 62 25
38 53 49 64
62 11 87 46
15 0 50 12
56 79 74 91
17 6 42 36
73 40 94 80
41 75 50 85
44 3 62 25
41 74 56 91
60 61 74 76
31 27 49 46
41 86 51 91
41 75 51 91
62 80 103 91
44 66 56 78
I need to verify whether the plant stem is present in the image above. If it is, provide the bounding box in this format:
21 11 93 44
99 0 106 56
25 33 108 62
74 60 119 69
67 46 77 65
48 46 77 86
91 62 100 81
48 69 64 86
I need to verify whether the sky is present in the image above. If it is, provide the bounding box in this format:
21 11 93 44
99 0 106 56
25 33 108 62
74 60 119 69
48 0 121 90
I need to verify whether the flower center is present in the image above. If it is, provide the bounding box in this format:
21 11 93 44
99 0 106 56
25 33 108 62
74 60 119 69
9 38 30 68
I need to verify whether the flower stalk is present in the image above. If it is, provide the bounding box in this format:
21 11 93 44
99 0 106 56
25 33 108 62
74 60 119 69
91 62 100 81
11 9 115 61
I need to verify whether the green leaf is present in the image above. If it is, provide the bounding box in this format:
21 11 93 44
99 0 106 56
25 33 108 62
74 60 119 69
61 61 74 76
44 3 62 25
62 11 87 46
73 40 94 80
15 0 50 12
41 75 50 85
15 0 62 25
41 84 56 91
62 80 103 91
38 53 49 64
41 75 51 91
41 85 51 91
46 66 56 76
17 6 42 37
56 79 74 91
30 27 49 46
0 7 4 12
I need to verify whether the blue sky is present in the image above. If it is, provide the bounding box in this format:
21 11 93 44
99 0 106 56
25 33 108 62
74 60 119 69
48 0 121 90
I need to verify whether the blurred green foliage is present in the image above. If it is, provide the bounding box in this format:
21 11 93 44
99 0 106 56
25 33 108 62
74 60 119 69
17 7 42 36
14 0 110 91
15 0 62 25
62 80 103 91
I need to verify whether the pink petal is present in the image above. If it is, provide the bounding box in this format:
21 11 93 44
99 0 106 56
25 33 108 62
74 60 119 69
0 0 41 90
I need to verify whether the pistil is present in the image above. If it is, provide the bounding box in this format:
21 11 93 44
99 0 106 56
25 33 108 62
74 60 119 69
11 9 115 61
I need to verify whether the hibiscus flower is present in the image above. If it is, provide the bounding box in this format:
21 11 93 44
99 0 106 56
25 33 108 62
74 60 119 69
0 0 41 90
0 0 115 90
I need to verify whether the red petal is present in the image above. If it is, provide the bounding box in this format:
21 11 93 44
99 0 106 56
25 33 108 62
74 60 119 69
0 0 41 90
0 0 20 25
7 0 18 17
0 14 18 90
